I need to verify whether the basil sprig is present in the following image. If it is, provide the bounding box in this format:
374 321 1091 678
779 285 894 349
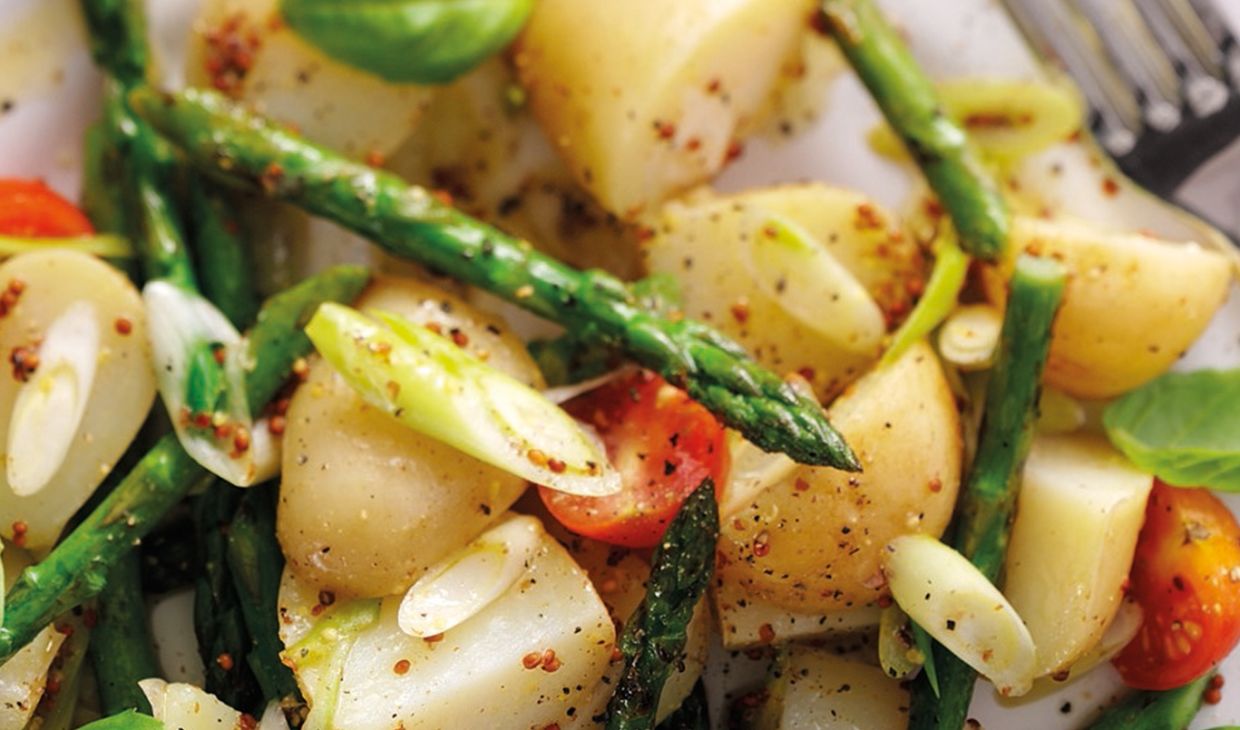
280 0 534 84
1103 368 1240 491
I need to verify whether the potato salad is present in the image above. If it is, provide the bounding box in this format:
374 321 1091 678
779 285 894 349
0 1 1238 729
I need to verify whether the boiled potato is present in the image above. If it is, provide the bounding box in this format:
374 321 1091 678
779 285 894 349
516 0 813 218
278 515 615 730
278 276 542 597
187 0 434 158
642 185 924 400
984 216 1231 399
712 556 881 649
750 645 909 730
0 624 65 729
1003 435 1153 678
718 341 961 613
0 251 155 551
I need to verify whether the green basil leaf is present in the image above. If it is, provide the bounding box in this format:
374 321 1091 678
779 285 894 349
1102 368 1240 491
279 0 534 84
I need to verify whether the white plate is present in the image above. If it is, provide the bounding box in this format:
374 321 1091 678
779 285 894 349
1 0 1238 727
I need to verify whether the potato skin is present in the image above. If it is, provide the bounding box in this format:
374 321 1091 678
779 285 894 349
277 277 542 598
642 184 923 400
989 217 1231 399
718 341 961 613
516 0 813 218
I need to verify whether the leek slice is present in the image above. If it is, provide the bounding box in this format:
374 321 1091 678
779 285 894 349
6 301 99 495
883 534 1036 697
882 226 969 367
282 599 381 730
398 515 541 637
144 281 258 486
305 303 620 497
0 234 132 259
743 215 885 355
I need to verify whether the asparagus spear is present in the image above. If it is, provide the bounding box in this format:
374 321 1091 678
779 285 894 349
226 484 302 705
192 482 262 710
130 87 857 471
88 552 162 714
820 0 1008 261
1085 673 1213 730
907 254 1065 729
189 179 259 329
606 478 719 730
655 680 711 730
0 265 370 664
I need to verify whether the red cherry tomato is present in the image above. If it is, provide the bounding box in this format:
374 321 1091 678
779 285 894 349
538 370 729 548
0 179 94 237
1114 480 1240 690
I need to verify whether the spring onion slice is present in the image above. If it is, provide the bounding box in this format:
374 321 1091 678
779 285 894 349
0 234 133 259
881 226 970 367
398 515 541 637
144 281 258 486
743 215 885 354
883 534 1036 697
282 599 381 730
305 303 620 497
938 303 1003 371
6 301 100 496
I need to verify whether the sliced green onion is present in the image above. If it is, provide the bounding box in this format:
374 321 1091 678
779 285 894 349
938 303 1002 371
144 280 257 485
883 534 1036 697
878 603 922 680
744 215 885 355
0 234 133 259
305 303 620 497
283 599 381 730
6 301 99 496
881 227 970 367
398 515 541 637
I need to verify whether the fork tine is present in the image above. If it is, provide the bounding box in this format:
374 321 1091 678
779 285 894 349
1001 0 1142 155
1186 0 1240 86
1134 0 1231 116
1074 0 1182 132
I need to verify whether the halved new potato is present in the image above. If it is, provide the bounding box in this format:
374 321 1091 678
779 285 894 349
277 515 614 730
1003 434 1153 678
718 341 961 613
187 0 434 158
642 185 924 400
984 216 1231 399
749 645 910 730
0 251 155 551
515 0 813 218
277 276 541 598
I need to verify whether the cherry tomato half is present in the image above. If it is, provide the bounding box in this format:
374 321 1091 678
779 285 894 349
1114 480 1240 690
538 370 729 548
0 179 94 237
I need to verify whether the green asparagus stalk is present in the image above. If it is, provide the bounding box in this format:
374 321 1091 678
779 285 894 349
907 254 1066 729
130 87 857 471
821 0 1009 261
655 680 710 730
88 552 161 714
192 482 262 710
606 478 719 730
77 710 165 730
79 0 147 88
226 483 302 705
1085 673 1213 730
189 179 259 329
0 265 370 664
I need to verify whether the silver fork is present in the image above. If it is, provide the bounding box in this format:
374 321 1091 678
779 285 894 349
1001 0 1240 234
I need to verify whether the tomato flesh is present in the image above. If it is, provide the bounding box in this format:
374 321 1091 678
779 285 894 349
1114 480 1240 690
0 179 94 237
538 370 729 548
